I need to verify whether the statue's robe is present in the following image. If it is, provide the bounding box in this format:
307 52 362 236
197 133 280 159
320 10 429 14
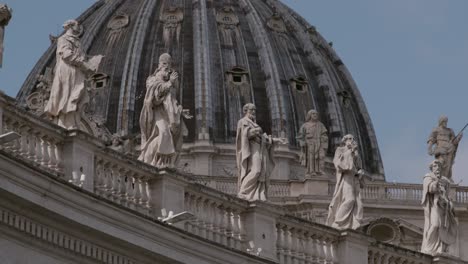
236 117 275 201
297 121 328 174
327 146 363 229
138 69 185 168
45 32 88 129
421 173 457 255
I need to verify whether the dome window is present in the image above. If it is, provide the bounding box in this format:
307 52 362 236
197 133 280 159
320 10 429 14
290 76 308 93
226 67 250 97
90 73 109 89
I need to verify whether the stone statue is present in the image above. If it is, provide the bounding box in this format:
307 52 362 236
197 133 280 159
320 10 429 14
236 103 286 201
327 134 364 230
45 20 103 129
297 110 328 176
427 116 463 180
0 4 12 67
139 53 191 168
421 160 457 255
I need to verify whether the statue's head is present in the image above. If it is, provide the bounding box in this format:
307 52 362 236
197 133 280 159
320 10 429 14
341 134 355 149
429 159 443 177
63 20 82 37
438 115 448 128
243 103 256 121
158 53 172 70
306 110 319 122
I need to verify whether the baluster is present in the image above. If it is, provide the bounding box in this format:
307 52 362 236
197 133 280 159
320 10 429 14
126 173 137 209
133 176 142 209
210 202 219 243
218 205 228 246
289 228 297 263
277 225 284 262
54 142 64 173
34 132 43 164
296 230 305 264
324 238 334 264
231 209 241 250
201 199 210 240
225 207 234 248
110 166 119 202
118 169 129 206
94 161 104 195
304 233 313 263
142 179 151 213
285 226 293 264
39 135 50 167
47 139 58 170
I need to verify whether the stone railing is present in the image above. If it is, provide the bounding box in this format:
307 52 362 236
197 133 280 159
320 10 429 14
276 216 339 263
1 93 467 264
94 152 152 216
368 242 433 264
0 95 66 176
329 182 468 204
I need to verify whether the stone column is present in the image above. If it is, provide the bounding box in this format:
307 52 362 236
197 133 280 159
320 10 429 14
0 4 12 68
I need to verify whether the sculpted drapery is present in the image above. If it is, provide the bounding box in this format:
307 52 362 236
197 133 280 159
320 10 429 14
327 134 364 230
236 103 284 201
45 20 102 129
297 110 328 176
421 160 457 255
139 53 187 168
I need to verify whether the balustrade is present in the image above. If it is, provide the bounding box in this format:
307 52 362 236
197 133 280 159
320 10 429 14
94 156 151 216
368 243 432 264
1 108 65 175
184 190 247 251
276 217 339 264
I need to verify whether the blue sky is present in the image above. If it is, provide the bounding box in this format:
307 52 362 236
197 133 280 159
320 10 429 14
0 0 467 184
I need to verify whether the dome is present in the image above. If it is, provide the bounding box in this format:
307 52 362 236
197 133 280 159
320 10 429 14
16 0 384 178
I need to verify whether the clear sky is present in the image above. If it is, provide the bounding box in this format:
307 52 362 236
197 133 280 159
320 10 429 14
0 0 467 184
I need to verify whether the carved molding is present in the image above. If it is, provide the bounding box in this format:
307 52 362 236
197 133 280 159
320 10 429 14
107 14 130 30
0 206 138 263
216 6 239 28
267 13 287 34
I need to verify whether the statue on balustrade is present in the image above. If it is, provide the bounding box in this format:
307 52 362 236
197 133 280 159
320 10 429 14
0 4 12 68
297 109 328 176
421 160 457 255
139 53 192 169
327 134 364 230
45 19 103 130
427 116 463 181
236 103 286 201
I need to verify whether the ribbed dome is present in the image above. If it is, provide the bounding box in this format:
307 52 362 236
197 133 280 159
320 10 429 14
16 0 384 177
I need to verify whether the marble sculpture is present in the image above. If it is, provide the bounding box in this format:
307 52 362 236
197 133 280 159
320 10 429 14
327 134 364 230
236 103 286 201
139 53 191 168
421 160 457 255
45 19 103 130
297 109 328 176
